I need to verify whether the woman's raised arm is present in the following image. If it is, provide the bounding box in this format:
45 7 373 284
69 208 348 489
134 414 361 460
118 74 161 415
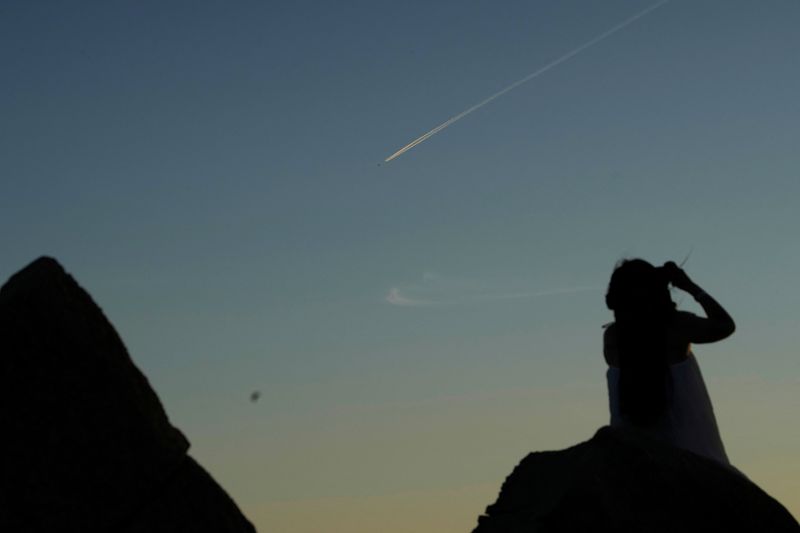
664 262 736 343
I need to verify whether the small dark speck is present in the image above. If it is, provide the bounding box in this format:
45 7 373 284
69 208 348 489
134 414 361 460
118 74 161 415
250 391 261 403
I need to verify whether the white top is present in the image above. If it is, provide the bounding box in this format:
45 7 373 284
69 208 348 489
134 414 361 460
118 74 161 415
607 353 730 465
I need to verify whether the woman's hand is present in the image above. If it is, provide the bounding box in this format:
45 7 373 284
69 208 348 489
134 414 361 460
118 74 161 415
662 261 700 294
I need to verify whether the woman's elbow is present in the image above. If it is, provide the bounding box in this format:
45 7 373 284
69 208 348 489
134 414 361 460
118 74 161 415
720 319 736 339
707 319 735 342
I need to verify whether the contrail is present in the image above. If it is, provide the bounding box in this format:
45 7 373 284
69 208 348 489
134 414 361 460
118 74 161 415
384 0 670 163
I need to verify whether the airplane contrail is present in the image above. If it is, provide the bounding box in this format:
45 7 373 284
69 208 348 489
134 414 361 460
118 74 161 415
384 0 670 163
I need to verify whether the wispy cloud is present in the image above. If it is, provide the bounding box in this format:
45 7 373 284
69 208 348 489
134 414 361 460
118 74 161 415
385 287 433 307
384 274 601 307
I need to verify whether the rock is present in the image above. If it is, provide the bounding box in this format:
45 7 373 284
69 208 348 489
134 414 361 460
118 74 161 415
473 426 798 533
0 257 255 532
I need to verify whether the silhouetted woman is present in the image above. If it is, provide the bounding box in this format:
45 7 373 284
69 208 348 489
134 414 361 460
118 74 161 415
604 259 736 465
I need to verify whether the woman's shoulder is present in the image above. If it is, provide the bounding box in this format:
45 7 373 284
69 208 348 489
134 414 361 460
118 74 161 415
668 310 730 344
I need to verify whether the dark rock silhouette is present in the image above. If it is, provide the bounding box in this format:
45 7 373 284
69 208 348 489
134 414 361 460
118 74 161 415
0 257 255 532
473 427 798 533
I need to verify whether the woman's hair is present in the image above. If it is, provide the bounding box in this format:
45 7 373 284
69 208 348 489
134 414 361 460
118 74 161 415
606 259 677 425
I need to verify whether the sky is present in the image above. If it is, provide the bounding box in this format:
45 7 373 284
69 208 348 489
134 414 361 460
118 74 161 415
1 0 799 530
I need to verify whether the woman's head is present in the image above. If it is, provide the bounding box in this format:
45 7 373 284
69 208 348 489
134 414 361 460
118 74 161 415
606 259 675 318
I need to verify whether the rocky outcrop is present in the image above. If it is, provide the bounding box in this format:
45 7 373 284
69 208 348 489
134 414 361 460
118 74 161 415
473 426 798 532
0 257 255 532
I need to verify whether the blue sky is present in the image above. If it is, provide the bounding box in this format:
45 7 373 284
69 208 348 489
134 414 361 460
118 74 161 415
2 1 798 530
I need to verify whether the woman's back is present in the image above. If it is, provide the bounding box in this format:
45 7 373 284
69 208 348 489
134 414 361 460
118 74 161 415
606 352 730 465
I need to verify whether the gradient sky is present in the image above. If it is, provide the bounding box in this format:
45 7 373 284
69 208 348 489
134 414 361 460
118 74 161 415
2 1 798 530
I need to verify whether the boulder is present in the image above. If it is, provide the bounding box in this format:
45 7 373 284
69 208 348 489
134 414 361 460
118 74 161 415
473 426 798 532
